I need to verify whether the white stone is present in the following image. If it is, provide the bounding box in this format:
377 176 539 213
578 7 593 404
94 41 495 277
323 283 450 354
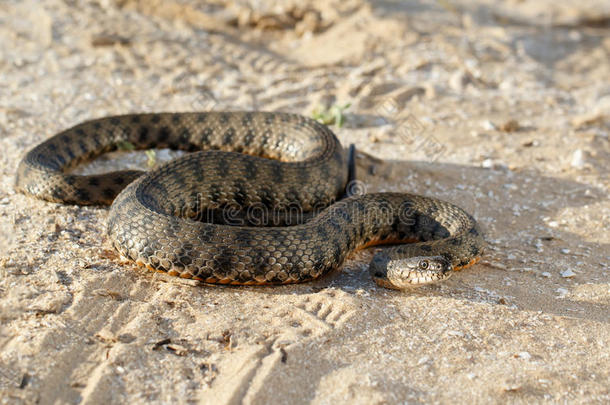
570 149 585 169
481 120 496 130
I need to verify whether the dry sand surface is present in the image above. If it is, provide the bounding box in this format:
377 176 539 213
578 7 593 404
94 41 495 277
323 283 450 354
1 0 609 403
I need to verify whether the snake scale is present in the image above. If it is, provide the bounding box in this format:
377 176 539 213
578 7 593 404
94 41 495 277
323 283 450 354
15 112 485 289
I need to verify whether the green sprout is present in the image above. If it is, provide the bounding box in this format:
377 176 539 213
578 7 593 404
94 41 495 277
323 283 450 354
145 149 157 167
312 102 351 128
117 141 135 151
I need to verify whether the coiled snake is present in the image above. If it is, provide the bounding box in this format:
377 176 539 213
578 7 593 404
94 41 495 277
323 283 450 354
15 112 485 289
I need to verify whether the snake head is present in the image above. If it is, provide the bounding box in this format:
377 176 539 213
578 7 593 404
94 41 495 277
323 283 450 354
369 254 453 289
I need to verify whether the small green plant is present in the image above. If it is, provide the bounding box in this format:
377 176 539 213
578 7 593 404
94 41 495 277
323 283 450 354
116 141 157 168
117 141 135 151
145 149 157 167
312 102 351 127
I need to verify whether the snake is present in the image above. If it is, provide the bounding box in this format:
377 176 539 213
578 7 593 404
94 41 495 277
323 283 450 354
15 111 485 289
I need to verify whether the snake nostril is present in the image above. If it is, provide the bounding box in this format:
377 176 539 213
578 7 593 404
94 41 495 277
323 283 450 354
374 271 384 278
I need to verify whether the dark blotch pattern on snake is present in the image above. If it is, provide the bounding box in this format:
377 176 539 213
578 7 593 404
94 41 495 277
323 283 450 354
15 112 485 289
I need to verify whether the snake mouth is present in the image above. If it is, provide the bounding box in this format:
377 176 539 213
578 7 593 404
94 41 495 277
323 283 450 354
369 254 453 289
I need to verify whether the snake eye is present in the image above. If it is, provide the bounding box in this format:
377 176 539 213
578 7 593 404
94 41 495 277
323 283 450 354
419 260 429 269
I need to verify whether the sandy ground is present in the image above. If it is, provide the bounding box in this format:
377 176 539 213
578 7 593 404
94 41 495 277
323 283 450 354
1 0 609 403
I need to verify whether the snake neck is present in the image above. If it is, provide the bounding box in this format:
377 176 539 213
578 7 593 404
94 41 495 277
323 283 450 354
316 193 485 270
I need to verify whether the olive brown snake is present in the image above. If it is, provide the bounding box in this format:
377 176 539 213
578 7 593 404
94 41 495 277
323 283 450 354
15 112 485 289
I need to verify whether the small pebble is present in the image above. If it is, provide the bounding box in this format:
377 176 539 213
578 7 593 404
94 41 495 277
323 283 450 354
560 269 576 278
481 159 509 170
522 140 539 147
541 272 551 278
500 119 520 132
449 70 471 91
481 159 494 168
515 352 531 360
570 149 585 169
561 248 570 254
481 120 496 131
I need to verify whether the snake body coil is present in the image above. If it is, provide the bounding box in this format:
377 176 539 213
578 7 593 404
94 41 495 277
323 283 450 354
15 112 485 288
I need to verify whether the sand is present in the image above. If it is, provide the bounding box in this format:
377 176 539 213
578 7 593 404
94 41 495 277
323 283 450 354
0 0 608 403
